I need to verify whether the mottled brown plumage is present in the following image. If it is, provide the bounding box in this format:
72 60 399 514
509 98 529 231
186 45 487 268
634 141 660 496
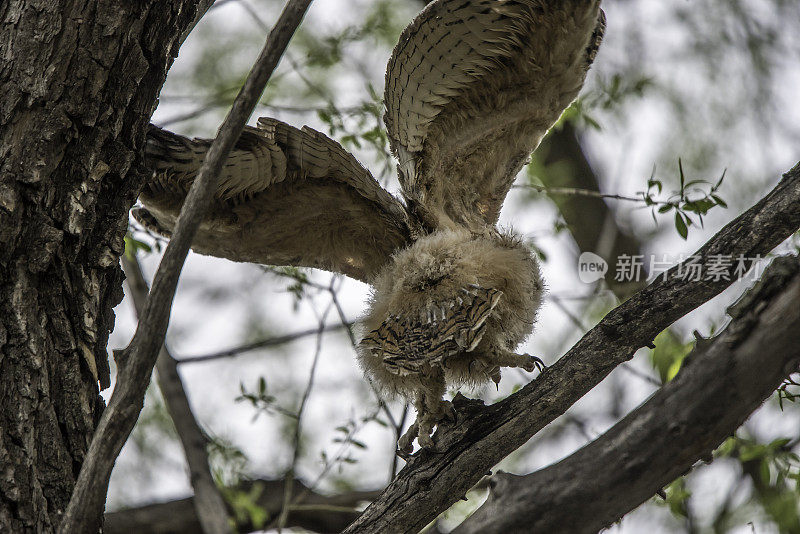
135 0 605 452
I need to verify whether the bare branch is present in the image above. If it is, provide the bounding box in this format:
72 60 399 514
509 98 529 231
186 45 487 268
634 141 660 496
277 296 332 530
513 183 657 205
104 478 380 534
454 255 800 533
59 2 313 531
121 254 230 534
176 323 353 364
343 163 800 533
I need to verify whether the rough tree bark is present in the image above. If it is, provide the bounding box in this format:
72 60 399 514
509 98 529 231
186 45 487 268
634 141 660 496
0 1 204 531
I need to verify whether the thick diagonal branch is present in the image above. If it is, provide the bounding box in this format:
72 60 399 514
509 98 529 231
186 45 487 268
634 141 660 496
343 163 800 533
59 1 313 532
455 255 800 533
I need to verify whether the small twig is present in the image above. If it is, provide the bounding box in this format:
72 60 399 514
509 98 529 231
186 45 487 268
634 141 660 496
121 254 230 534
59 2 313 531
321 276 403 470
284 401 385 520
328 278 359 347
277 297 332 531
275 275 392 521
618 361 662 387
287 504 361 513
176 322 353 364
514 183 666 206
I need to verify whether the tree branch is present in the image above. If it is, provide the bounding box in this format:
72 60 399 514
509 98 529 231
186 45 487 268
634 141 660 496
343 162 800 533
59 1 313 531
104 478 380 534
175 322 353 365
121 254 230 534
454 255 800 533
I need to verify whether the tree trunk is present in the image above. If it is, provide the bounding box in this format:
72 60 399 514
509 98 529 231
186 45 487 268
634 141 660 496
0 1 201 531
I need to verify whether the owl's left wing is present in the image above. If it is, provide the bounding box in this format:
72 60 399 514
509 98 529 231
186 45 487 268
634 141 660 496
134 119 413 283
384 0 605 229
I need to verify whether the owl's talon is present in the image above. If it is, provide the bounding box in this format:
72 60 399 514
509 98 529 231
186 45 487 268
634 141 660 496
490 367 501 385
521 354 546 373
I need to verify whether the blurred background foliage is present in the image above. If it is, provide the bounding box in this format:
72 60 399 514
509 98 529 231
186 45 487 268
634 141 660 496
114 0 800 532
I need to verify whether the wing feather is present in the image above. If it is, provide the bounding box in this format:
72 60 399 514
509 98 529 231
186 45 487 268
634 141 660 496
359 285 502 376
135 120 413 282
385 0 605 229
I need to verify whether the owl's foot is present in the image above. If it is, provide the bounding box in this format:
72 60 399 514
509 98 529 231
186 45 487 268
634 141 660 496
490 349 545 373
396 414 435 454
520 353 546 373
417 399 454 449
397 421 419 456
397 396 455 455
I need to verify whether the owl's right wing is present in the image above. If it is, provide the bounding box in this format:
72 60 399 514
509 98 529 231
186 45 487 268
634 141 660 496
134 118 413 283
384 0 605 229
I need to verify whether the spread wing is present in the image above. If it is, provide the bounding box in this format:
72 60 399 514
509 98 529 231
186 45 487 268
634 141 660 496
384 0 605 229
134 118 413 283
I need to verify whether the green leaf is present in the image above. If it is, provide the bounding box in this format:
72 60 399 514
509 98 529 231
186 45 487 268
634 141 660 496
124 234 152 260
675 212 688 239
760 458 771 485
711 194 728 208
714 169 727 190
740 444 768 461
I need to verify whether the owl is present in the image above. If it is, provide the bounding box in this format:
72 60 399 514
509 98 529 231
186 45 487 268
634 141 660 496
134 0 605 453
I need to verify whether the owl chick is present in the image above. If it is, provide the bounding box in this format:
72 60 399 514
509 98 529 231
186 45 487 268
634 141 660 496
359 228 544 452
135 0 604 454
